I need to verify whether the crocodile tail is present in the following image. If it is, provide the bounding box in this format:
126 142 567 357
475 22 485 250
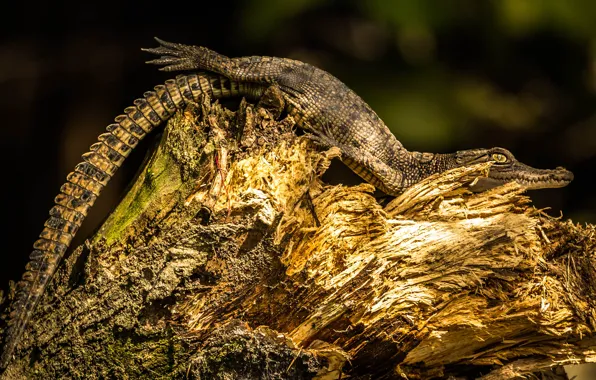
0 72 261 368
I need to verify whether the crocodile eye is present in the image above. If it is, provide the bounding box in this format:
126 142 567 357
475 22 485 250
491 153 508 163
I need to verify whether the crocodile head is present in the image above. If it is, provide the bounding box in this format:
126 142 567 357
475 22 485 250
455 147 574 191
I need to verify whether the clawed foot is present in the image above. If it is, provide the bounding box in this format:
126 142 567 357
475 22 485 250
142 37 201 72
304 132 336 150
303 121 342 151
257 86 286 119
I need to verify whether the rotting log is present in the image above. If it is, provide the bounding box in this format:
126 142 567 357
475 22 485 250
2 93 595 379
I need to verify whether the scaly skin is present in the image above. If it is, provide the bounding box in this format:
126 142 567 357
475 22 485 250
0 71 265 368
0 38 573 369
143 38 573 193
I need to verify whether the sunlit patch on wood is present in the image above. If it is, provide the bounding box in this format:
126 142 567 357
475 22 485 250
5 96 594 379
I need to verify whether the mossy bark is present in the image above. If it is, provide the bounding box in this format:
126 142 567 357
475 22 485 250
3 94 595 379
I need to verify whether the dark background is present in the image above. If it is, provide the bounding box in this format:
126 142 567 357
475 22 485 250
1 0 595 376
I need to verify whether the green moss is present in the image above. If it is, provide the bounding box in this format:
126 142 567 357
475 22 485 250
96 128 183 246
94 107 215 246
104 334 186 378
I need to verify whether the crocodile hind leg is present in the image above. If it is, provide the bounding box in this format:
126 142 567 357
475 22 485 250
256 85 285 119
143 38 291 86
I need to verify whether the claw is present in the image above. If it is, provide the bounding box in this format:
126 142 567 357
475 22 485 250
159 65 187 72
145 57 182 66
304 132 335 150
142 37 230 73
152 37 200 57
141 47 177 56
143 37 201 72
142 37 190 58
153 36 179 49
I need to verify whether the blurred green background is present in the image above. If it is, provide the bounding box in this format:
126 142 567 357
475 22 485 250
234 0 595 222
1 0 595 377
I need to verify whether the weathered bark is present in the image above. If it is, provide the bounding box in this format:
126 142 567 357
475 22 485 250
2 94 595 379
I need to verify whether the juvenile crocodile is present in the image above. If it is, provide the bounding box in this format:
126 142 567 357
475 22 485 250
0 38 573 368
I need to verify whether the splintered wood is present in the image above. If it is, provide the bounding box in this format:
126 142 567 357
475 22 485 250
279 165 595 379
7 98 594 379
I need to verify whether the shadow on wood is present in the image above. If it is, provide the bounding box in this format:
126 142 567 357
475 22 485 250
3 94 595 379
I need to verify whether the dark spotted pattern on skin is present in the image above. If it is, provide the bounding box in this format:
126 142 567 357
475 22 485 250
175 75 194 103
144 39 414 194
1 72 265 368
3 39 574 369
143 37 572 193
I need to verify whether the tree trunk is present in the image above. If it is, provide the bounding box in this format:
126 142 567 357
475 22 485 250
3 94 595 379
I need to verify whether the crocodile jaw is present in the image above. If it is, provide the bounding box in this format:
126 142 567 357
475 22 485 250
472 164 574 191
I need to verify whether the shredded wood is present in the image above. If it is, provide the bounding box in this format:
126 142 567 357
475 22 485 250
7 99 593 379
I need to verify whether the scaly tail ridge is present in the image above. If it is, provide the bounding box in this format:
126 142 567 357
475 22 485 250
0 72 261 368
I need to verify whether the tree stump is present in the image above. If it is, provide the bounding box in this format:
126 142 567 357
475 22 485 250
2 94 595 379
